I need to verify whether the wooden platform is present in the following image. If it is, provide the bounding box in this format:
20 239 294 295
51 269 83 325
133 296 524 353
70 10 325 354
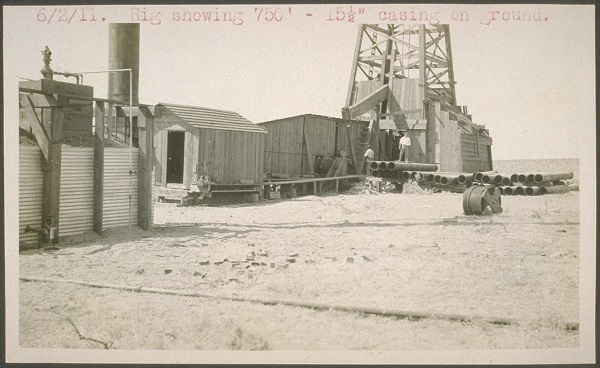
262 174 364 197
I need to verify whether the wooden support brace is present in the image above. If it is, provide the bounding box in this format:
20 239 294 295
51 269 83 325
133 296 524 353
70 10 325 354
344 84 389 118
19 94 50 163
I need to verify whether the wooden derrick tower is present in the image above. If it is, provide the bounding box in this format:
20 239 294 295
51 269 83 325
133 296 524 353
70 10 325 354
342 24 492 174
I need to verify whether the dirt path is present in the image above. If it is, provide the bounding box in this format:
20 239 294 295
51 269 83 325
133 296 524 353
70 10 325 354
19 191 580 350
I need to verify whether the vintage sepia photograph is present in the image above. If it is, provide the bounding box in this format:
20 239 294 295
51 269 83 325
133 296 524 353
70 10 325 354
3 3 596 365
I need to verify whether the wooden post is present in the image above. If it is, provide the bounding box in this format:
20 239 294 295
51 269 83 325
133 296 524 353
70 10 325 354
344 123 359 175
419 25 427 119
93 101 105 234
43 107 63 245
106 102 113 140
137 105 154 230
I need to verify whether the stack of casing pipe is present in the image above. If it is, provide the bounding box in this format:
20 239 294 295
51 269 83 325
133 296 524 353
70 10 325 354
473 170 576 196
369 165 576 196
368 161 438 181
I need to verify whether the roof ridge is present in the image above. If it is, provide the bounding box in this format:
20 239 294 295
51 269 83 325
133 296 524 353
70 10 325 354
158 102 241 115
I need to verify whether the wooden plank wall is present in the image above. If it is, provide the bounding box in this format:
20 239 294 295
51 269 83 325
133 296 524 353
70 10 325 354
461 134 492 172
58 96 93 137
183 130 199 188
335 120 366 158
302 116 337 175
262 116 304 176
426 102 460 171
197 128 264 184
388 78 424 125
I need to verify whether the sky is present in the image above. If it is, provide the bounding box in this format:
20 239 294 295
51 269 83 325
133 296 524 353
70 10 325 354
4 4 595 160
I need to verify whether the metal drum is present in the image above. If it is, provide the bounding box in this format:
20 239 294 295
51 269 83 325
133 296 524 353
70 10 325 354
463 185 503 215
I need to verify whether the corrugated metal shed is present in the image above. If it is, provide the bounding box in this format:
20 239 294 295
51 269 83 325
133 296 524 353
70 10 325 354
157 103 267 134
19 146 43 245
103 148 139 230
59 147 95 237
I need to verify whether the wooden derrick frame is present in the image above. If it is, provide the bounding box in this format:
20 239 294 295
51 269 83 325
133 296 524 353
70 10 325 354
343 24 491 172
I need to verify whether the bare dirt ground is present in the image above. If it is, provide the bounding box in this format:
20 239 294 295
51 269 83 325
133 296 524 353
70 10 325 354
19 185 580 351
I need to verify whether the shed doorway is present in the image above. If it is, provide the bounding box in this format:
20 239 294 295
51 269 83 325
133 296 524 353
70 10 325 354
166 131 185 184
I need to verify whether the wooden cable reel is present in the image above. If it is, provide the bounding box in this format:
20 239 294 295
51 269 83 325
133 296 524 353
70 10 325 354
463 185 503 215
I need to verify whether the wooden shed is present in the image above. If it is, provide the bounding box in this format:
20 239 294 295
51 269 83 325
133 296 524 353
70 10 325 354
258 114 369 177
153 103 267 188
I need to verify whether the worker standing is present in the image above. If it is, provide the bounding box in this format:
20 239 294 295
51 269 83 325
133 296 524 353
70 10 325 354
399 130 411 163
364 145 374 174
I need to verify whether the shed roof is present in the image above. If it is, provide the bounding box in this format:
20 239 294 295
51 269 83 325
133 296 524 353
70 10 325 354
258 113 367 125
157 103 267 134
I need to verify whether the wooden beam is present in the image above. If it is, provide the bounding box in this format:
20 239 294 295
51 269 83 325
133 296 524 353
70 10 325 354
419 25 427 120
379 109 422 117
27 94 60 108
137 105 154 231
346 24 366 107
42 107 63 244
345 84 388 118
19 94 50 162
343 123 359 175
93 101 105 234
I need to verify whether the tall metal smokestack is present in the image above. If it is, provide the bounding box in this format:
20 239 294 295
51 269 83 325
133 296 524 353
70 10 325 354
108 23 139 105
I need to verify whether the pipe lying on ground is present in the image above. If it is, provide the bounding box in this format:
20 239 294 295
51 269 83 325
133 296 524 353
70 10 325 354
524 186 543 196
514 186 525 195
371 170 380 177
540 185 576 195
370 161 380 170
440 176 459 185
388 162 438 172
481 174 498 184
500 176 512 186
401 171 411 180
501 186 513 195
517 174 528 183
526 174 535 183
473 171 497 182
378 162 388 170
533 172 574 184
510 174 519 183
457 174 473 185
23 275 578 330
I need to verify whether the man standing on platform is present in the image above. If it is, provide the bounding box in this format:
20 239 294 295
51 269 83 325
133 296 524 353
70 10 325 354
399 130 411 163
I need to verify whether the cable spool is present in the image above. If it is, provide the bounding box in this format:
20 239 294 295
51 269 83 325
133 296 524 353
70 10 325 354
463 185 503 215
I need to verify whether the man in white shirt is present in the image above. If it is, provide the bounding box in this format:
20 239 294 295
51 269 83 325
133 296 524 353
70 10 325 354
399 131 411 163
364 145 374 174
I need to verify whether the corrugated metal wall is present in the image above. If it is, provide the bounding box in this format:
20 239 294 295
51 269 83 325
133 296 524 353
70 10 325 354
19 146 44 245
59 147 94 237
103 148 139 230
